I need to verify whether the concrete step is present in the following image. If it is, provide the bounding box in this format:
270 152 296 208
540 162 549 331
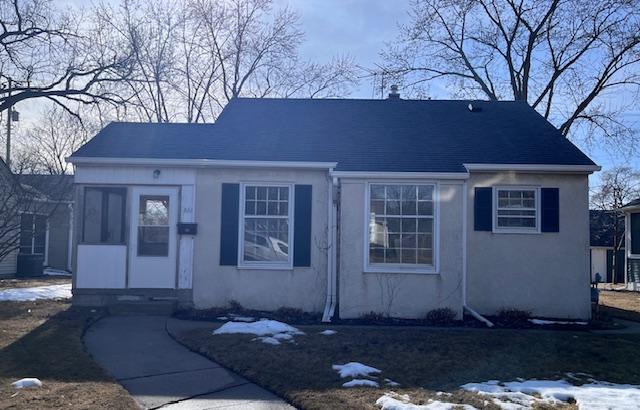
109 301 177 316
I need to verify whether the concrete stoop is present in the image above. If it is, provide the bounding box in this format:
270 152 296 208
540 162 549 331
108 298 177 316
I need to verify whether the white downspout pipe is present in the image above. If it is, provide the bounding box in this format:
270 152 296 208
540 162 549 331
67 203 73 272
322 172 337 322
462 180 494 328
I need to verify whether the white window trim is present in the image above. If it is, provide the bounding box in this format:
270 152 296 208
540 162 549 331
492 186 541 234
363 181 440 274
237 182 295 270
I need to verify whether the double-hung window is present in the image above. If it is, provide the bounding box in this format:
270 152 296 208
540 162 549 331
494 187 539 232
367 183 436 272
240 184 293 267
20 213 47 255
83 187 126 244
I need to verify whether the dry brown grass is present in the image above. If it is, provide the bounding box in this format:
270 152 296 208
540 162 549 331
599 290 640 322
0 276 70 290
0 300 137 409
172 323 640 409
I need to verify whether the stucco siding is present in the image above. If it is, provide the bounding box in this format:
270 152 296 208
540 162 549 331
192 168 329 312
338 180 464 319
466 172 591 319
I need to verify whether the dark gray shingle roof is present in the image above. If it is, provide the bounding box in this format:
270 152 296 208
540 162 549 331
71 98 596 172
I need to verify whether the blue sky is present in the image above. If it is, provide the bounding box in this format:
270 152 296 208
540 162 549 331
281 0 639 180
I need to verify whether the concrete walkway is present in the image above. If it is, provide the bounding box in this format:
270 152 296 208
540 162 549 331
84 316 294 410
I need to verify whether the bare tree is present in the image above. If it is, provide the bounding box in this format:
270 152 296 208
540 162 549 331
591 167 640 283
15 106 91 174
381 0 640 148
0 0 133 115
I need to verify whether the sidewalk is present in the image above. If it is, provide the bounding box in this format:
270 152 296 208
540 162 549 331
84 316 293 409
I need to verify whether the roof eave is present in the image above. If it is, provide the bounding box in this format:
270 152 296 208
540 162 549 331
463 163 601 174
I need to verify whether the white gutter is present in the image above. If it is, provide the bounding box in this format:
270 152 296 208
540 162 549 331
322 173 338 322
463 163 601 174
330 171 469 180
67 156 337 170
461 180 494 328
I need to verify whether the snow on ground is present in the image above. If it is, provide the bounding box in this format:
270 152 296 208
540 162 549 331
343 379 379 388
213 319 303 345
385 378 400 387
12 378 42 389
43 268 72 277
376 392 476 410
0 284 71 302
319 329 337 335
529 319 588 326
462 378 640 409
333 362 381 378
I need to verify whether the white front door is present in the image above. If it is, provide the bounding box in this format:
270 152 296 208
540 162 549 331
128 187 179 288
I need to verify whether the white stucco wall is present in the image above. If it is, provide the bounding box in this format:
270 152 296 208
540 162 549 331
338 179 464 319
192 168 330 312
466 172 591 319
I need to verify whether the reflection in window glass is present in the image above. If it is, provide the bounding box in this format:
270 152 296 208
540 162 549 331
83 188 126 243
369 184 435 267
496 189 537 229
138 195 170 256
242 185 290 263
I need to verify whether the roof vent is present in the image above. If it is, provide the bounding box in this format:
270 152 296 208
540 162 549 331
388 85 400 100
468 103 481 112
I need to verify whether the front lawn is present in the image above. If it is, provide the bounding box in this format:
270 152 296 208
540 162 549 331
172 322 640 409
600 290 640 322
0 300 137 409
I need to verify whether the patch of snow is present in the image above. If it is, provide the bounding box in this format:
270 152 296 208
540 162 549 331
376 392 476 410
12 378 42 389
529 319 587 326
43 268 71 277
217 316 229 321
319 329 337 335
385 378 400 387
462 378 640 409
0 284 71 302
272 333 294 340
214 320 302 336
257 336 280 345
332 362 381 378
229 315 255 322
343 379 379 388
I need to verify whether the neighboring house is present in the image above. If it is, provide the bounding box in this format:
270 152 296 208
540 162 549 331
0 158 18 278
68 97 599 320
0 156 74 277
589 210 625 283
621 198 640 290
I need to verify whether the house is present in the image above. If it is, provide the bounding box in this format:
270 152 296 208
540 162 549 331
621 198 640 290
0 157 74 278
589 210 625 283
68 97 599 320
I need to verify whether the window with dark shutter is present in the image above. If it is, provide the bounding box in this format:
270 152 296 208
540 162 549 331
293 185 313 267
474 187 493 231
631 213 640 255
220 183 240 266
541 188 560 233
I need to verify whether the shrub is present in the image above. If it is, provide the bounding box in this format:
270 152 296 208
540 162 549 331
359 311 386 323
496 308 531 327
424 308 457 325
227 299 244 312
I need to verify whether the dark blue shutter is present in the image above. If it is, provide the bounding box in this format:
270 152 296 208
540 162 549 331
220 183 240 265
293 185 312 267
474 187 493 231
541 188 559 232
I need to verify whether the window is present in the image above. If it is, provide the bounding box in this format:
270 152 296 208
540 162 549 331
367 184 436 271
494 188 539 232
240 185 292 266
20 213 46 254
83 187 126 244
138 195 170 256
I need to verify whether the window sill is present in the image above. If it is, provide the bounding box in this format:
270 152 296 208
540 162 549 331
364 266 439 275
492 229 541 235
236 264 294 271
78 242 127 246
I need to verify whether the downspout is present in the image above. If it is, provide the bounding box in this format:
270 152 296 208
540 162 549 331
67 203 73 271
322 172 338 322
461 180 494 328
